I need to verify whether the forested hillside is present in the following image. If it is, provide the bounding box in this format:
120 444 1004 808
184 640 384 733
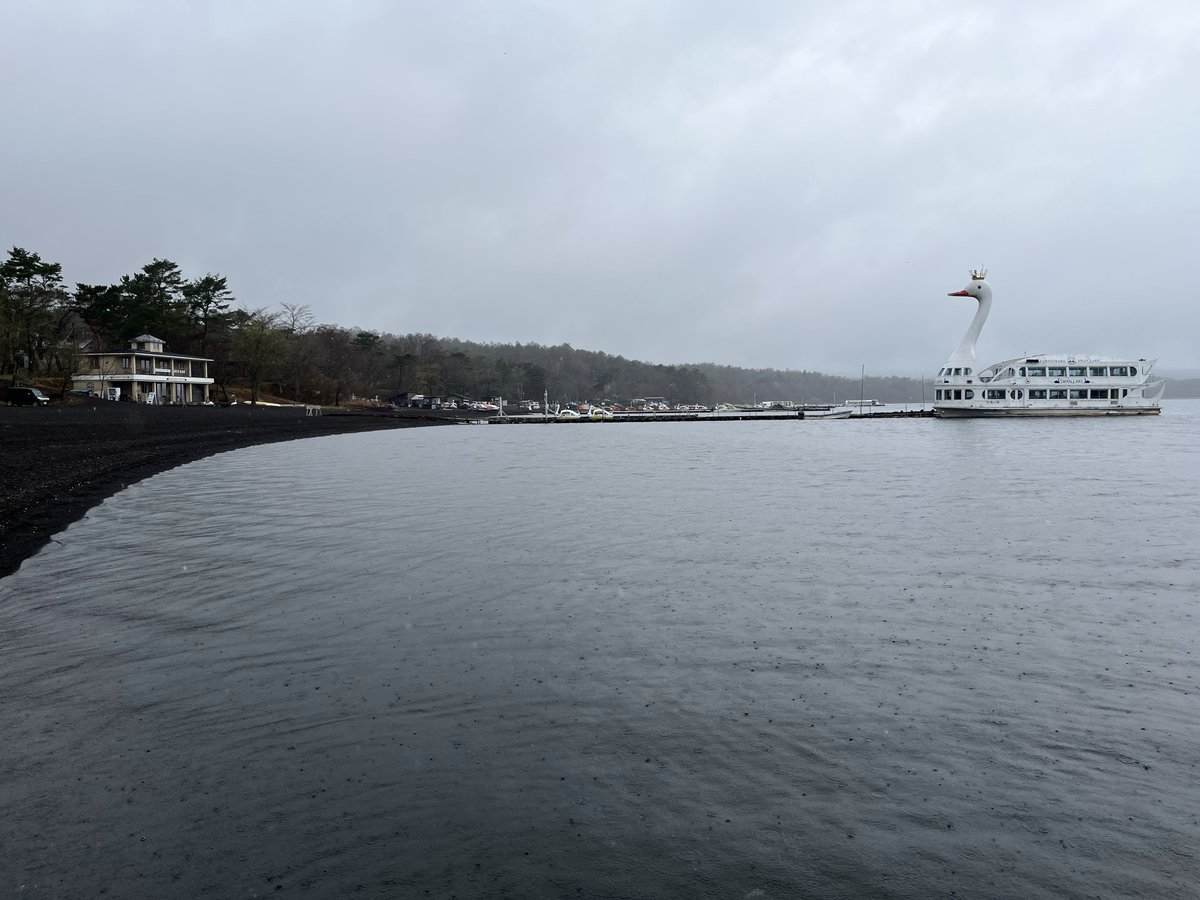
4 245 1193 405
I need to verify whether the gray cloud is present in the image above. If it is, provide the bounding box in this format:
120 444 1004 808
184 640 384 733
4 0 1198 376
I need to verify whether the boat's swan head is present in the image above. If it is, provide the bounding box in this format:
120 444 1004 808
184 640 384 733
948 268 992 301
942 268 993 366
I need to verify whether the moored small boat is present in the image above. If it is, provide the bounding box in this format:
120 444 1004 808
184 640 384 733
802 405 854 419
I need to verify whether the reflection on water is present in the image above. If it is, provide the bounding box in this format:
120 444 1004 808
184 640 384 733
3 410 1199 897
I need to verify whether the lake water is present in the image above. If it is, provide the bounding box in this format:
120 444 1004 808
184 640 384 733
3 406 1199 898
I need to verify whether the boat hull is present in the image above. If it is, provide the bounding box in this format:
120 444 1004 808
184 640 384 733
803 408 854 419
935 405 1161 418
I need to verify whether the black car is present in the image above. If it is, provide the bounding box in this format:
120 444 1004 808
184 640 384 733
6 386 50 406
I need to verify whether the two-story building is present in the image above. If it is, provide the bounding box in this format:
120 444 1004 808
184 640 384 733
71 334 214 404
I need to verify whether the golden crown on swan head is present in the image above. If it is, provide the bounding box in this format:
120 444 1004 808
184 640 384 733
970 267 989 280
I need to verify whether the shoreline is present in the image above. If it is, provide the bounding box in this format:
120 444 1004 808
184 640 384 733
1 402 452 579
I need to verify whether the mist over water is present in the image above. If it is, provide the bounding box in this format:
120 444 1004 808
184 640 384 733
3 407 1199 898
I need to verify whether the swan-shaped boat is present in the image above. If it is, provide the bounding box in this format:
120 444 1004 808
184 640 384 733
933 270 1165 417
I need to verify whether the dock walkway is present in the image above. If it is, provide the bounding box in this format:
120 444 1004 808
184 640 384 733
488 410 933 424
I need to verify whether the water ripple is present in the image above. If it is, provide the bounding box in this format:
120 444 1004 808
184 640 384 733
3 412 1199 897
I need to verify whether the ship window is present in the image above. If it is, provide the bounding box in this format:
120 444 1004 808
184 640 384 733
1048 367 1066 377
1027 367 1046 377
1010 389 1023 400
964 389 974 399
952 367 962 376
985 389 1005 399
1109 366 1129 376
1004 367 1015 377
1122 389 1129 397
1068 367 1087 377
964 368 972 375
1069 389 1087 399
1088 367 1107 377
1049 389 1067 399
1029 389 1047 399
954 390 962 400
1019 367 1026 377
1089 389 1110 400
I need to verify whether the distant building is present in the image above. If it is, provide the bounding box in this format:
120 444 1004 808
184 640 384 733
389 392 423 407
71 334 214 404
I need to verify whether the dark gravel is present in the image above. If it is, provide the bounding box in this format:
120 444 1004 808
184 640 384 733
0 400 452 578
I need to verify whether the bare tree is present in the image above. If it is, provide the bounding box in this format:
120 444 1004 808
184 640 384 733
233 309 286 404
279 303 315 335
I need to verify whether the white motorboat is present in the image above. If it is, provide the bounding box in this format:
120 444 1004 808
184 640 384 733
933 270 1164 417
802 405 854 419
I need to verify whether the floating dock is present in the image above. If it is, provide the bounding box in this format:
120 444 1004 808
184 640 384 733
486 409 933 424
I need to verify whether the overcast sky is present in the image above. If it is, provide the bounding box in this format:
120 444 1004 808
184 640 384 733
4 1 1199 376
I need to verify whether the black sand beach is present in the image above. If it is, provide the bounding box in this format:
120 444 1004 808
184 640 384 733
0 401 450 578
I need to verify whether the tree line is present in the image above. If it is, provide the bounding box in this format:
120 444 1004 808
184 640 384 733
2 244 937 405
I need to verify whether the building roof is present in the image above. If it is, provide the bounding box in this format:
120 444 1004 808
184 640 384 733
132 334 165 343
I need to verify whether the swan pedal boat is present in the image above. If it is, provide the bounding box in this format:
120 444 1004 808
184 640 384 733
933 271 1164 418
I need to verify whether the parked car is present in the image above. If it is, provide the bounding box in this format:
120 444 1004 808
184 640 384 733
6 386 50 406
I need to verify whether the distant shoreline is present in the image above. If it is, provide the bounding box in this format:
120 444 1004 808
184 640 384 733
0 402 451 579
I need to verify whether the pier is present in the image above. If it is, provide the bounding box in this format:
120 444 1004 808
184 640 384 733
486 409 934 424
